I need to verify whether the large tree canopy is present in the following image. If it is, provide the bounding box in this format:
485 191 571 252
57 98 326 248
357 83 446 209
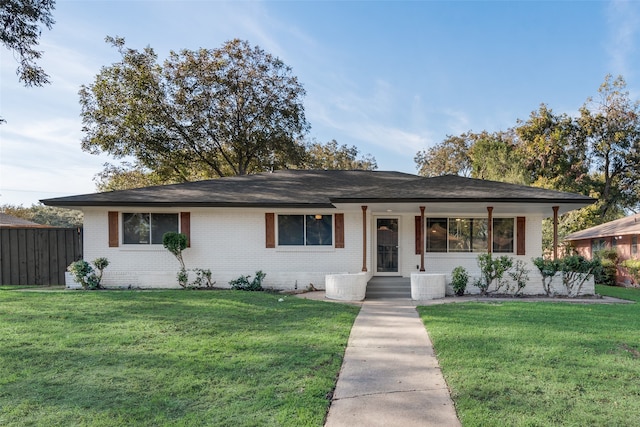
414 133 472 177
414 75 640 252
515 104 590 194
578 75 640 217
303 139 377 171
0 0 55 87
80 37 310 182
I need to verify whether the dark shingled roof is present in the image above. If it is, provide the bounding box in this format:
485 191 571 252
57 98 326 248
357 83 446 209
41 170 595 208
565 213 640 241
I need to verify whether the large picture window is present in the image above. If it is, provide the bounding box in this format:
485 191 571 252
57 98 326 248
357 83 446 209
425 217 514 253
278 214 332 246
123 213 179 244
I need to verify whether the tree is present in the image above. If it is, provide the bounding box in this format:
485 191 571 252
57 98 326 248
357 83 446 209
302 139 377 170
79 37 309 183
578 75 640 216
0 0 55 87
515 104 590 194
94 162 187 192
469 130 528 185
1 203 83 227
414 134 472 177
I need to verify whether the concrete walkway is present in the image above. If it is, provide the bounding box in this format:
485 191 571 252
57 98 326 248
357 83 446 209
323 299 461 427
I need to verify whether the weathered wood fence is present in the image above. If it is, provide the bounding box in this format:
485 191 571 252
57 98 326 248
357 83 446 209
0 228 83 286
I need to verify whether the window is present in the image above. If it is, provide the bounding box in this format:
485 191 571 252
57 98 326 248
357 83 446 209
123 213 178 244
591 238 607 254
425 217 514 253
449 218 488 252
493 218 514 253
426 218 448 252
633 236 638 258
278 214 332 246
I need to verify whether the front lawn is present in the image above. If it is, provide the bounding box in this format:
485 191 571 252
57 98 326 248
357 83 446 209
417 285 640 426
0 289 359 426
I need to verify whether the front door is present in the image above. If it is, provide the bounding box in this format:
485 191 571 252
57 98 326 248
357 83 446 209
376 218 399 274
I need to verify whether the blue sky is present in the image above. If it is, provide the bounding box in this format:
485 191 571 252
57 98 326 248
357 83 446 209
1 0 639 206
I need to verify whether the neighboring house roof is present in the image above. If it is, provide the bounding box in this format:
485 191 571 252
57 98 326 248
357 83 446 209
40 170 595 212
0 213 50 228
564 213 640 241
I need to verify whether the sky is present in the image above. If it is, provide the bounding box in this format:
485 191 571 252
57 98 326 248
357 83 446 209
1 0 640 206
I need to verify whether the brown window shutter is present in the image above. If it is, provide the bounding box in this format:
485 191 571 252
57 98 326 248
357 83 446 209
265 213 275 248
517 216 526 255
335 214 345 248
415 216 421 254
108 211 119 247
180 212 191 248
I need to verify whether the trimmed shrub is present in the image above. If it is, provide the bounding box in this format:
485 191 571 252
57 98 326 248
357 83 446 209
451 266 468 296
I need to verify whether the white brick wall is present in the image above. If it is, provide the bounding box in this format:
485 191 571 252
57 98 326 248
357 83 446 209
83 208 368 290
82 207 593 296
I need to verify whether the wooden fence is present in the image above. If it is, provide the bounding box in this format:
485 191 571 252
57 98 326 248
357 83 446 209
0 228 83 286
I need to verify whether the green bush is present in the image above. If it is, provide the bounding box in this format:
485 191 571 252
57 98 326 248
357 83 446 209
507 259 530 296
162 232 189 288
593 249 619 286
192 268 216 288
476 253 513 295
230 271 266 291
622 259 640 285
532 257 560 296
67 258 110 290
559 255 598 297
451 266 468 296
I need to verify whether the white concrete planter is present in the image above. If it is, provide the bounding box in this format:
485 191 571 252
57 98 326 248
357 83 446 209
64 272 83 290
411 273 446 300
325 273 368 301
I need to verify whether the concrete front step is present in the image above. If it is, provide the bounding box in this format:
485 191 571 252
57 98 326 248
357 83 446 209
366 277 411 299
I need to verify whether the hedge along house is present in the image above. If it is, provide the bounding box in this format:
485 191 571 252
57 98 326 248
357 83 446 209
564 213 640 285
42 170 594 294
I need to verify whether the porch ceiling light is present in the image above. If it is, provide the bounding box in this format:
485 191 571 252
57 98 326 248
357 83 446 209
315 214 323 220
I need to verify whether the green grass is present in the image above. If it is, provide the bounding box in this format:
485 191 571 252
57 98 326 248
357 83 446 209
417 285 640 427
0 289 359 426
